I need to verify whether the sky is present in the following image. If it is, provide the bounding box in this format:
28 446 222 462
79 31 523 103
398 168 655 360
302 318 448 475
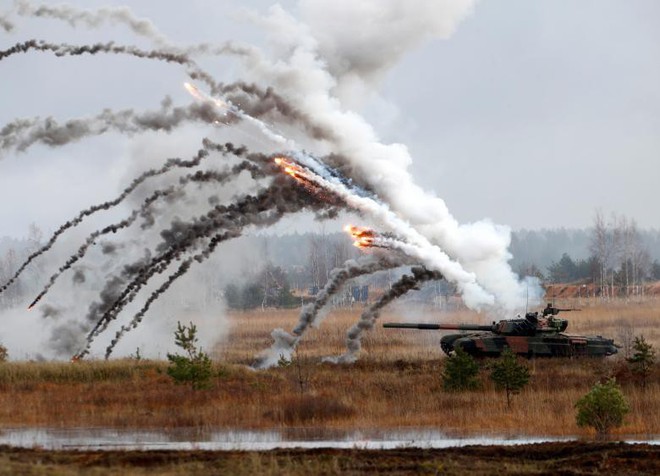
0 0 659 239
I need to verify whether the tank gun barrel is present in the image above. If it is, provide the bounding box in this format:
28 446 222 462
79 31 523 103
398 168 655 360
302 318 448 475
383 322 494 331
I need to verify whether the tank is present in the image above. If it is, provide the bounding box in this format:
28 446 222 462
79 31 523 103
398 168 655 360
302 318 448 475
382 304 618 358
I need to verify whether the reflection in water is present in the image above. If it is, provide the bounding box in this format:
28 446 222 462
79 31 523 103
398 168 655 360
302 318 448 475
0 427 656 451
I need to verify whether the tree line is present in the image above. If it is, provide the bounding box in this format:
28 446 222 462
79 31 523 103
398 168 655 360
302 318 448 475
538 213 660 295
1 213 659 312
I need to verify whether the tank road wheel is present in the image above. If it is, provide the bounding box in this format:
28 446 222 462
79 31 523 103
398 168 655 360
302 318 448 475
440 340 453 356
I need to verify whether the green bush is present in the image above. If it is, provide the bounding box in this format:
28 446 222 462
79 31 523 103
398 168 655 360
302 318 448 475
166 321 213 390
575 378 629 437
442 347 480 391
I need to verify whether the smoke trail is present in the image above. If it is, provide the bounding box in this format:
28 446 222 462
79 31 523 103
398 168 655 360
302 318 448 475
220 82 335 142
0 39 219 91
103 228 244 359
11 1 259 67
327 266 444 364
89 178 311 333
252 253 406 369
0 143 246 297
15 0 171 45
77 172 339 359
28 161 262 310
0 98 232 156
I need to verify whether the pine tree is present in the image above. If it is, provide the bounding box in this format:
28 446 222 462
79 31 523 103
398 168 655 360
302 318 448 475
575 378 629 437
627 336 656 389
442 347 480 391
167 321 213 390
489 348 530 409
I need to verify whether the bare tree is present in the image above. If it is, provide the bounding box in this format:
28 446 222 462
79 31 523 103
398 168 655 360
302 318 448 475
307 235 327 292
2 249 22 308
590 210 611 299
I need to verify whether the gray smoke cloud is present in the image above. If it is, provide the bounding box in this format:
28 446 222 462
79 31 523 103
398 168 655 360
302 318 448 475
326 266 444 364
299 0 476 88
0 15 13 32
253 253 406 369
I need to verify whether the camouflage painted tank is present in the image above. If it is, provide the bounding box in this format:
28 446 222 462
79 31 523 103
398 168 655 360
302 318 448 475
383 304 618 358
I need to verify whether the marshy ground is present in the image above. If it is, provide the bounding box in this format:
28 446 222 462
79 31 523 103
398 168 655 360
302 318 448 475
0 298 658 474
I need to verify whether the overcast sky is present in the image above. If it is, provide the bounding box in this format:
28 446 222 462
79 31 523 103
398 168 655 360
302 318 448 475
1 0 658 239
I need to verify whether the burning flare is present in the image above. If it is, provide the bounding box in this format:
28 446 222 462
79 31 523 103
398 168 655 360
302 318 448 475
273 156 308 182
183 82 228 110
344 224 377 248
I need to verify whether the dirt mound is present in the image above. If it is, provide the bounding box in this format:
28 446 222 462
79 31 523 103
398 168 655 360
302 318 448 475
545 282 660 299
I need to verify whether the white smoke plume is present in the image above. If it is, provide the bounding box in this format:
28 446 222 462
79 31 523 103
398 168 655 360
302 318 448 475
299 0 476 90
233 1 537 313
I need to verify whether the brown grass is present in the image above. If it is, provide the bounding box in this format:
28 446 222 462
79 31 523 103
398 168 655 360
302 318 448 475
0 299 658 437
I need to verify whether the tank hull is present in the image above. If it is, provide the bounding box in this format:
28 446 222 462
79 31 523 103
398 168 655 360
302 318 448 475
442 333 618 358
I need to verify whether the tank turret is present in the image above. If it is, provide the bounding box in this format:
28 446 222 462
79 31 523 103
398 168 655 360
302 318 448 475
383 306 618 358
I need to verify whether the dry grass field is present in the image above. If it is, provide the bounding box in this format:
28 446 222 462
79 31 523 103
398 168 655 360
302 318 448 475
0 298 658 437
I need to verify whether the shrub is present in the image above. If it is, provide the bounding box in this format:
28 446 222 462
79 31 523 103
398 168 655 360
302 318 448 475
489 348 530 409
166 321 213 390
575 378 629 437
627 335 656 389
442 347 480 391
0 343 7 362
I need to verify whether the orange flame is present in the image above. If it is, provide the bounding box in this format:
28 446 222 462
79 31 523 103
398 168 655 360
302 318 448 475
274 156 308 182
344 224 376 248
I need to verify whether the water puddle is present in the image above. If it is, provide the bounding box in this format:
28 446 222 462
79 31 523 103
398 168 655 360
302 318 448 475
0 427 656 451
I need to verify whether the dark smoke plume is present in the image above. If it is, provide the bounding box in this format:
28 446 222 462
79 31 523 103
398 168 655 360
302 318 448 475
327 267 444 364
0 97 231 156
12 1 259 70
103 228 238 359
77 169 340 359
29 159 266 309
221 82 335 142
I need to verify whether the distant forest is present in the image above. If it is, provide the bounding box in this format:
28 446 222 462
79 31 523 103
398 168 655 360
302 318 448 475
2 219 660 311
